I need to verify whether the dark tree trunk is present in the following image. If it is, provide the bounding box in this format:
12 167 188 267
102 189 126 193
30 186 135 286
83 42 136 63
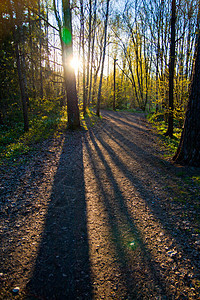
63 63 80 129
9 0 29 131
173 27 200 166
21 25 30 107
113 58 117 111
88 0 97 106
28 7 36 99
53 0 80 129
38 0 43 99
0 111 4 125
62 0 80 129
165 0 176 138
15 40 29 132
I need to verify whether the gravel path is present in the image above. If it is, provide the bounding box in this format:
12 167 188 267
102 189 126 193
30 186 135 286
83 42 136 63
0 110 200 299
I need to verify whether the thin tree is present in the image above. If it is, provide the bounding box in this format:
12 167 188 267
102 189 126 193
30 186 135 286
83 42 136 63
86 0 92 102
113 58 117 111
80 0 86 115
38 0 43 99
96 0 110 117
165 0 176 137
9 0 29 131
88 0 97 105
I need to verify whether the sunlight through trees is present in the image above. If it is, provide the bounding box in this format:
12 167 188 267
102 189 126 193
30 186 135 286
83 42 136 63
0 0 200 165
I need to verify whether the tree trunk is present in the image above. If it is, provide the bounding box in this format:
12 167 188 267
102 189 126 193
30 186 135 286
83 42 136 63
38 0 43 99
62 0 80 129
165 0 176 138
80 0 86 115
53 0 80 129
28 7 36 99
21 25 30 107
96 0 110 117
10 0 29 131
86 0 92 102
63 60 80 129
88 0 97 106
15 39 29 132
173 13 200 166
113 58 117 111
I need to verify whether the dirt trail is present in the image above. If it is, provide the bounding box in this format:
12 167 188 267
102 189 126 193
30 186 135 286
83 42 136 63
0 110 200 299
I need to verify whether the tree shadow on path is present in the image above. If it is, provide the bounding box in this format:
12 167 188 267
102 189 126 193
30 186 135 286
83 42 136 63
84 110 200 298
84 129 168 299
26 132 93 299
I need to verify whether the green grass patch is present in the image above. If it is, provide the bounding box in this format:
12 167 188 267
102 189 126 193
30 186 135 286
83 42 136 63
0 113 61 163
80 107 101 130
0 105 100 164
147 112 182 155
192 176 200 186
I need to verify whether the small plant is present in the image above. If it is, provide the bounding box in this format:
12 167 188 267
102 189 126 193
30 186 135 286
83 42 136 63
0 107 63 163
147 112 181 155
192 176 200 186
0 105 100 164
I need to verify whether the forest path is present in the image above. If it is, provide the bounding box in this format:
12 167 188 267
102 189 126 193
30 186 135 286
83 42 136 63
0 110 200 299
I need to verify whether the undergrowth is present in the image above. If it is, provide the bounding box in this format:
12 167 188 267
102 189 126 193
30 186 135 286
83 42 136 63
147 112 200 230
0 106 98 164
147 112 182 156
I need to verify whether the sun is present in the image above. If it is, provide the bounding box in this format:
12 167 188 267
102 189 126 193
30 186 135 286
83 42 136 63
70 57 80 74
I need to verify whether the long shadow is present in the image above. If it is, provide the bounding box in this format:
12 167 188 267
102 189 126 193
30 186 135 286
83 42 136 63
26 132 93 299
101 119 156 160
84 130 168 298
102 110 149 134
0 140 64 277
98 113 200 277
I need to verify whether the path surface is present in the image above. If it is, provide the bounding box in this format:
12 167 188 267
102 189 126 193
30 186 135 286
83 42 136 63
0 111 200 299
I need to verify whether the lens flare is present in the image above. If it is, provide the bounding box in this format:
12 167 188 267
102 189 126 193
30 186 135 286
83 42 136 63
61 27 72 45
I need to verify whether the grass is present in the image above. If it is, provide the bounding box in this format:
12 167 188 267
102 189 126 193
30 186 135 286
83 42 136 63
147 112 200 231
80 107 101 130
0 106 99 164
147 112 182 156
0 115 60 163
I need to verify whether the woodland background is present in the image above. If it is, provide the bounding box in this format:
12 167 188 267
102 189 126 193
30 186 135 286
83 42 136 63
0 0 199 162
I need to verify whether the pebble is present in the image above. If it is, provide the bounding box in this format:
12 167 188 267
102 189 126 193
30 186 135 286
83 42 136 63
167 250 177 258
12 287 20 294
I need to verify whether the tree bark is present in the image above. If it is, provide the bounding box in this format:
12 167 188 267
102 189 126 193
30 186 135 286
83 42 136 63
96 0 110 117
9 0 29 131
80 0 86 115
15 37 29 132
28 7 36 99
54 0 80 129
63 0 80 128
38 0 43 99
113 58 117 111
86 0 92 103
165 0 176 138
173 13 200 166
88 0 97 106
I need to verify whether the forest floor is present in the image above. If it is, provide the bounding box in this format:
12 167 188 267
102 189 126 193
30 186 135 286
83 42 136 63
0 110 200 299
